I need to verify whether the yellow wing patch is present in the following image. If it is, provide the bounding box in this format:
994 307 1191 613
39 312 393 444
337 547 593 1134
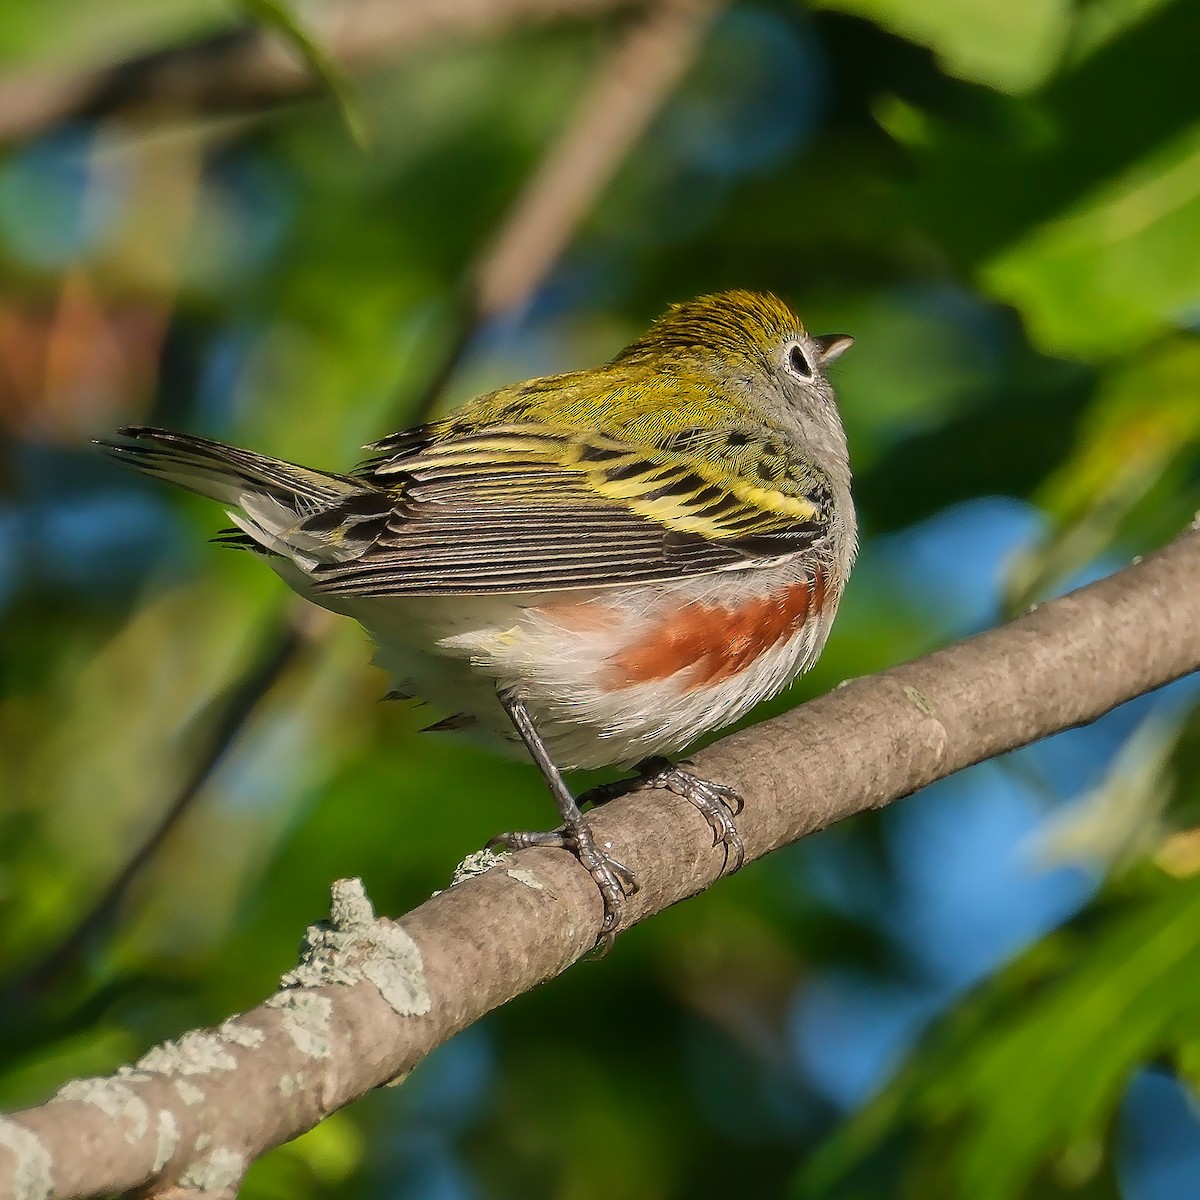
371 424 824 542
556 432 820 540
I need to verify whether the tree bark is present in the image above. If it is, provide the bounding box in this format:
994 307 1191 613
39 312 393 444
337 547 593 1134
2 525 1199 1200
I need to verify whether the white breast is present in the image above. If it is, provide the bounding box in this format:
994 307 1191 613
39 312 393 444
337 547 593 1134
309 558 842 772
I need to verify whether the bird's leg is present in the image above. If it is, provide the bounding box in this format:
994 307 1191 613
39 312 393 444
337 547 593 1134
488 691 638 942
581 757 746 875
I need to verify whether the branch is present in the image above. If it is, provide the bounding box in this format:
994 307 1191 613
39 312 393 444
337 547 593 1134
3 526 1199 1200
0 0 642 143
471 0 718 320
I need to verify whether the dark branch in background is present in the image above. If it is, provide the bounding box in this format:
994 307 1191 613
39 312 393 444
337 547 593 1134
0 0 643 142
3 617 310 1003
0 0 717 1003
2 527 1198 1200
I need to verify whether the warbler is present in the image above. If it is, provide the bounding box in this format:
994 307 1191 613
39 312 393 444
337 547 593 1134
100 291 856 938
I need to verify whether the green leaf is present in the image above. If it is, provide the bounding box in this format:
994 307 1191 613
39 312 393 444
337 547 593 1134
892 1 1200 274
1003 338 1200 611
814 0 1071 93
798 871 1200 1200
984 121 1200 356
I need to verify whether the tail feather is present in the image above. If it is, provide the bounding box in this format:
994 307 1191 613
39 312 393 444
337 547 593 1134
98 425 384 567
98 425 356 506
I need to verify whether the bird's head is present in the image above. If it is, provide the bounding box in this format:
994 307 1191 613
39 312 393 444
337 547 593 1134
613 290 854 481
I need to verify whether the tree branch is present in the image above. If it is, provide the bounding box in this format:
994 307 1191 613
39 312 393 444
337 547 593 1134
3 526 1199 1200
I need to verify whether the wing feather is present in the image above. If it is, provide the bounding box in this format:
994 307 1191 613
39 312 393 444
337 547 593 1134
310 424 828 597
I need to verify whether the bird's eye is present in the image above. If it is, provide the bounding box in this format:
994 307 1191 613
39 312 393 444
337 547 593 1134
785 341 812 379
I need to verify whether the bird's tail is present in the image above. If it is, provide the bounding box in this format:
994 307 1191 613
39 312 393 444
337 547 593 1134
98 425 384 567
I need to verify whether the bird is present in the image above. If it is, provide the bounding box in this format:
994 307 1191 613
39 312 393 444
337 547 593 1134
99 290 857 943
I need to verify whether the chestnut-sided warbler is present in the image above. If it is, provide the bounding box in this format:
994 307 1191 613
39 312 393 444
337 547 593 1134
101 291 856 941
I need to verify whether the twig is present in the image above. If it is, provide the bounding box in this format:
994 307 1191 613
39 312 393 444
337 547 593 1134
3 527 1199 1199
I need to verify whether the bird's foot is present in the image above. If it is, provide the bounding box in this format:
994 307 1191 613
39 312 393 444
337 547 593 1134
488 819 638 949
627 757 746 874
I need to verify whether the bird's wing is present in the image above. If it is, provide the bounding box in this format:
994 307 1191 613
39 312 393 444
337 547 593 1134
308 423 831 596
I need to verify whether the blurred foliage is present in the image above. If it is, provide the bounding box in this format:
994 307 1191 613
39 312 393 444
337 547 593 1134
1 0 1200 1198
799 866 1200 1200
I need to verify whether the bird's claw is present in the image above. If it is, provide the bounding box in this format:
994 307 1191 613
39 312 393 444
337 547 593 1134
637 757 746 874
488 819 638 949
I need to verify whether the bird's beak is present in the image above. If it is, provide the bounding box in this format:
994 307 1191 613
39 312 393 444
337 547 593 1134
814 333 854 365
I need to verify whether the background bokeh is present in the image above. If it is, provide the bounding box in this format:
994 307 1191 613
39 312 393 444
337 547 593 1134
3 1 1200 1196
